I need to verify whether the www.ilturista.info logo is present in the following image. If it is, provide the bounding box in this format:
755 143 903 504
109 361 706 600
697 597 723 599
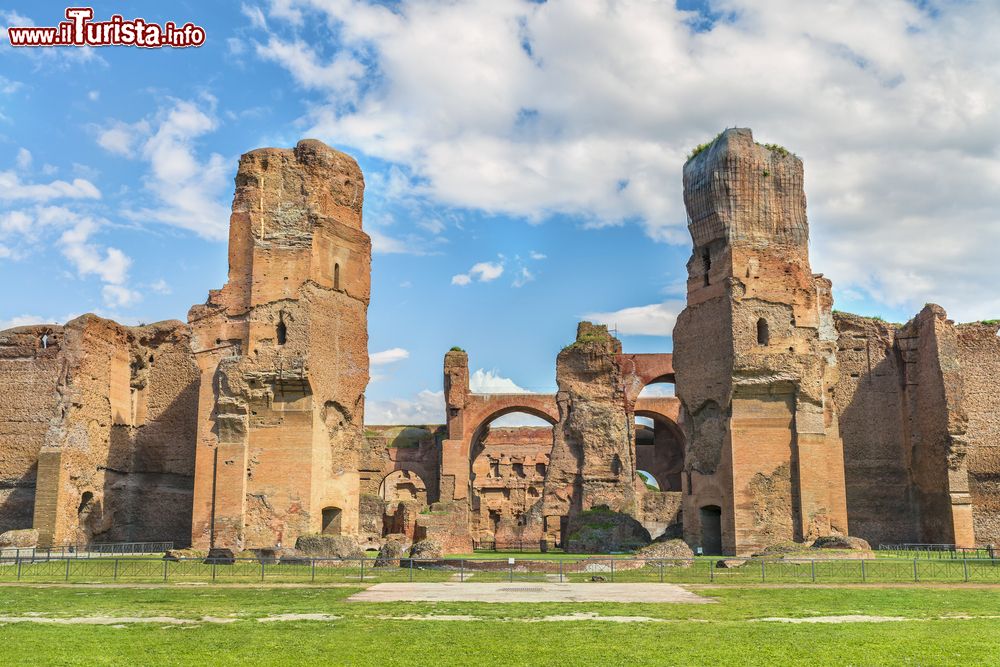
7 7 206 48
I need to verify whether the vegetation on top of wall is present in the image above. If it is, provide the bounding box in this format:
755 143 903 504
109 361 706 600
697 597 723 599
686 131 723 161
562 329 613 352
448 346 465 352
978 319 999 325
761 142 792 158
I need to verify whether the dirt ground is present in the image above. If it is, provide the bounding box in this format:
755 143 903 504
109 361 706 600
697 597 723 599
348 582 714 603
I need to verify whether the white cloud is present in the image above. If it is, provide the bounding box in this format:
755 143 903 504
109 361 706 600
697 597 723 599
96 120 148 157
638 383 675 398
149 278 171 295
102 284 142 308
0 75 21 94
370 347 409 366
87 90 99 102
15 148 31 170
97 98 230 240
452 260 504 286
250 0 1000 320
1 205 140 310
529 251 547 260
0 314 44 330
0 170 100 202
469 368 529 394
584 300 683 337
57 215 131 285
365 389 444 424
512 266 534 288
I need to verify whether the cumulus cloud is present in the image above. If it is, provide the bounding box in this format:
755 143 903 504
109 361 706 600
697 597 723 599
1 205 140 310
584 300 683 337
370 347 410 365
96 98 230 240
364 389 444 424
452 260 504 286
469 368 529 394
249 0 1000 320
0 170 100 202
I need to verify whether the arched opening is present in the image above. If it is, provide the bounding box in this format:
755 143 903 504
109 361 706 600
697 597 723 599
276 313 287 346
321 507 342 535
756 318 769 346
700 505 723 555
637 470 660 491
702 248 711 286
378 469 428 506
634 412 684 492
334 263 341 290
469 409 554 548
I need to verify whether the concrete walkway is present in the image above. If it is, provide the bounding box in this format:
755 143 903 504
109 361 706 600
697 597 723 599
349 582 712 603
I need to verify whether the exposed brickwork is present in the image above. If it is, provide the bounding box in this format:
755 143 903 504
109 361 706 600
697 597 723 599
2 130 998 557
674 128 848 556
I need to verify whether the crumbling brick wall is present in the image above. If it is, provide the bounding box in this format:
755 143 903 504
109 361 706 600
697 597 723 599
833 313 919 544
957 322 1000 544
188 139 370 550
674 128 848 556
0 325 63 533
26 316 199 547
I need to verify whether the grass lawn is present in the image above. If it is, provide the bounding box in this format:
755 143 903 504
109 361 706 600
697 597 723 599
1 584 1000 665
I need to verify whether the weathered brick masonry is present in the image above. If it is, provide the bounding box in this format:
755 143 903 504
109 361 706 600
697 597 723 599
1 131 998 555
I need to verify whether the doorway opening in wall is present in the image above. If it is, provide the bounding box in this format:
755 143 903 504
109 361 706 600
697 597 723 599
700 505 723 555
321 507 342 535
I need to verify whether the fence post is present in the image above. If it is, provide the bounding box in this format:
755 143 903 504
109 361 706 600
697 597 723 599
16 557 22 581
709 560 714 582
761 559 766 583
963 557 969 582
509 559 513 583
212 561 216 582
811 559 816 583
311 558 316 583
65 558 70 581
360 557 365 582
163 559 168 582
913 558 919 582
113 559 119 581
460 559 464 583
261 560 265 582
611 559 615 583
409 557 413 582
659 560 664 584
559 559 563 583
861 559 866 583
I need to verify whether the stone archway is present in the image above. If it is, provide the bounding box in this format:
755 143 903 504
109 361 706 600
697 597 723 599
467 407 557 546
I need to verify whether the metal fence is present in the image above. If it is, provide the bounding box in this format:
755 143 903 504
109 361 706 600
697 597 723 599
1 555 999 584
877 544 996 559
472 539 559 552
0 541 174 561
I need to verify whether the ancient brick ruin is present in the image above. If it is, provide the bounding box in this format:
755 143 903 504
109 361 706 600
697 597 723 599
1 129 998 556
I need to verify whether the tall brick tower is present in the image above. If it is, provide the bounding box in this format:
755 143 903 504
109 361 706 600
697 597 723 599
188 139 371 550
673 128 848 556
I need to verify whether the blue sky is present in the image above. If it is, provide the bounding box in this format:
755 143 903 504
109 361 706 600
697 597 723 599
2 1 999 423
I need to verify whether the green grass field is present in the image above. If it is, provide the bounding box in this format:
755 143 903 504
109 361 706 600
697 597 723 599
1 584 1000 665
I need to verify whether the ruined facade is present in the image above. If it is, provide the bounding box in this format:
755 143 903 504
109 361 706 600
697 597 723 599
1 129 998 556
